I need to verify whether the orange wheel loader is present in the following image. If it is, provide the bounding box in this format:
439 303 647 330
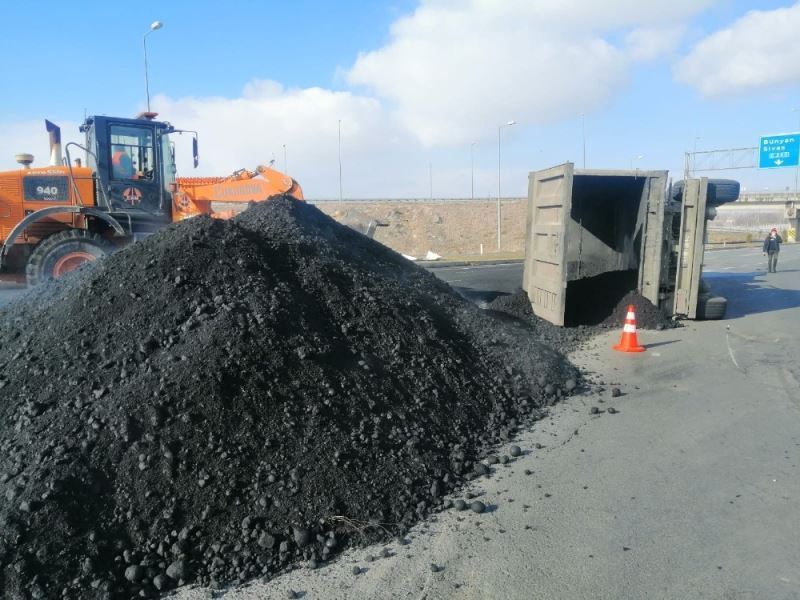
0 113 303 285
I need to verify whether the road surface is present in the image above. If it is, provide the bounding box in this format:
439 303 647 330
175 244 800 599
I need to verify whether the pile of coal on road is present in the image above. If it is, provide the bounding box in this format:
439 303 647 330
489 284 675 339
0 197 577 599
486 290 597 353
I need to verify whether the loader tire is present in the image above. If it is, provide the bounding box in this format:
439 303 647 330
696 294 727 320
26 230 113 286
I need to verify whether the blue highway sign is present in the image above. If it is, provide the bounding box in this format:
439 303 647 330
759 133 800 169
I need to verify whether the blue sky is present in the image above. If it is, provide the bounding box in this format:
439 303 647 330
2 1 800 198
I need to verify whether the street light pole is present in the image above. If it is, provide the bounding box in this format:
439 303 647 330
429 161 433 201
497 120 516 250
581 113 586 169
283 144 287 174
630 154 643 170
470 141 476 201
143 21 163 113
693 137 701 176
338 119 343 203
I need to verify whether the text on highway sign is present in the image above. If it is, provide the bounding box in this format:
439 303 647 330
759 133 800 169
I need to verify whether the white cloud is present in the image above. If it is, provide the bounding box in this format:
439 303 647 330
345 0 711 146
153 82 420 198
675 3 800 96
625 25 686 62
0 1 716 198
0 120 83 170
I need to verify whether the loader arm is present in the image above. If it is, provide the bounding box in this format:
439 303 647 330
174 164 303 220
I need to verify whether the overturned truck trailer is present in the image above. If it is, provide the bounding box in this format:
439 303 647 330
522 163 737 326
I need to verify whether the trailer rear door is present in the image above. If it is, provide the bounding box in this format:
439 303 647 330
673 178 708 318
637 173 668 306
523 163 573 326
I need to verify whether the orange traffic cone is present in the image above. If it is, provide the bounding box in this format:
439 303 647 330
613 304 645 353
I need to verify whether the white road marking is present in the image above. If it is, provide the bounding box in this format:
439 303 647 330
726 332 741 370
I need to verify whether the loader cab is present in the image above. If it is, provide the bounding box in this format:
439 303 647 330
81 114 176 224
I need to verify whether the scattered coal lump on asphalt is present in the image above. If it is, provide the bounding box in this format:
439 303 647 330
0 197 577 599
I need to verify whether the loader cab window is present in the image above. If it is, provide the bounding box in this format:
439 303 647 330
110 125 155 181
161 133 176 188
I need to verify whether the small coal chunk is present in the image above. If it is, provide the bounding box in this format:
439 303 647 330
470 501 486 514
124 565 145 582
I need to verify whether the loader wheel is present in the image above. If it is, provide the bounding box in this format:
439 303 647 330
26 230 113 286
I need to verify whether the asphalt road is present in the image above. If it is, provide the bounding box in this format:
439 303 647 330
431 244 799 309
176 244 800 599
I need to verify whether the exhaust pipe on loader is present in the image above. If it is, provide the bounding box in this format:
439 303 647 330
45 120 63 166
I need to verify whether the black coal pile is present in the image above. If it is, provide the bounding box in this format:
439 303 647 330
602 290 677 330
490 275 675 335
0 197 577 599
564 270 638 326
486 290 596 353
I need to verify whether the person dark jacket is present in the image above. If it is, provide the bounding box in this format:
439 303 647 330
763 231 782 254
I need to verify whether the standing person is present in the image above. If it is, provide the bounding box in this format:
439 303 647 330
763 228 783 273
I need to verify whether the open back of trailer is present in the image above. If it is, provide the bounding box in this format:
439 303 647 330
522 163 732 326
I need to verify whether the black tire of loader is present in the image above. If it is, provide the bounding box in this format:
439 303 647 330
26 230 113 286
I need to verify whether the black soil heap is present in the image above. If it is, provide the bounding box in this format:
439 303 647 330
602 290 676 330
486 290 596 352
490 285 675 335
0 197 576 599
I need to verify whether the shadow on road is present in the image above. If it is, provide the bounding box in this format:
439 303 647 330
703 271 800 319
644 340 680 349
451 286 507 306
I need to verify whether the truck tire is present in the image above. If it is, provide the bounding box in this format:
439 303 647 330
26 230 113 286
706 180 740 205
671 179 740 206
696 294 727 320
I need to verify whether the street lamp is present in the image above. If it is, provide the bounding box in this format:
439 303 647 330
283 144 287 174
143 20 163 113
693 137 701 176
497 120 516 250
630 154 644 169
470 141 477 201
338 119 343 203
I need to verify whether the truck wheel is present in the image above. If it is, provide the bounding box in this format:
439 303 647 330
26 230 112 286
706 180 740 205
671 179 740 206
696 294 727 320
